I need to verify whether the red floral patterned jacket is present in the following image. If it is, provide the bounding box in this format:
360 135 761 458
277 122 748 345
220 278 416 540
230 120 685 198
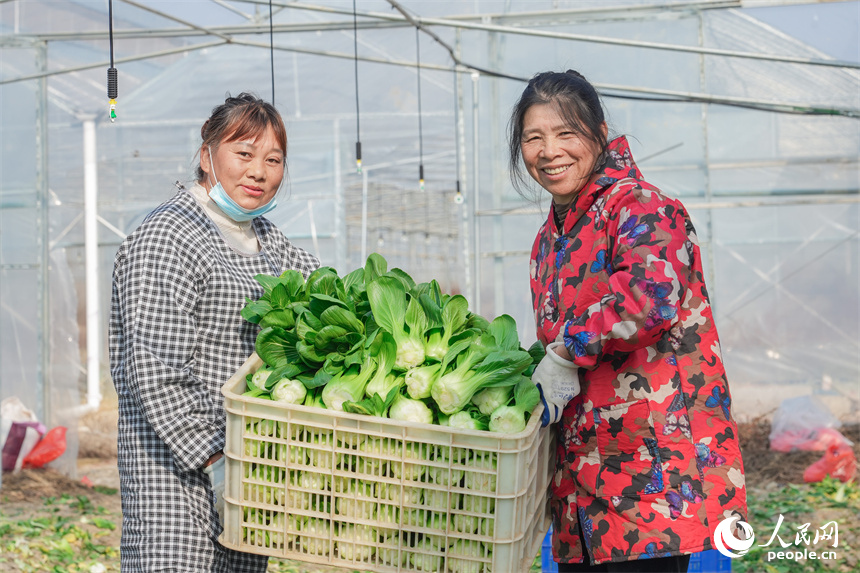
530 136 747 565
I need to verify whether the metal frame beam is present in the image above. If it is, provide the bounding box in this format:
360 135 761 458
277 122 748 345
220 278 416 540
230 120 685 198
23 20 404 41
475 192 860 218
442 0 742 22
237 0 858 69
3 37 856 118
10 0 858 70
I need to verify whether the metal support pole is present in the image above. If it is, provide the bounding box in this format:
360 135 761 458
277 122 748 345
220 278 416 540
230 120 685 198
471 71 481 313
360 168 369 262
489 20 505 317
333 118 345 270
83 118 102 412
698 13 717 294
455 29 471 301
307 200 320 256
35 42 50 423
292 52 302 117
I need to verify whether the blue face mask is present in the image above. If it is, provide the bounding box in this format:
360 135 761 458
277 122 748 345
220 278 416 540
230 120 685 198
206 148 279 222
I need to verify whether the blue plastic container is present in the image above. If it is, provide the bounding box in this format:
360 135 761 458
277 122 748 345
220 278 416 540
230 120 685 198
541 527 559 573
688 550 733 572
541 528 732 573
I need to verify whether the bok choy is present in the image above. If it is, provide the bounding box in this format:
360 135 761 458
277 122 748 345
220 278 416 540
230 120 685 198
240 253 544 433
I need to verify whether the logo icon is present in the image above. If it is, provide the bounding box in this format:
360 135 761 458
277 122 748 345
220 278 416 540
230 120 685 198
715 515 756 558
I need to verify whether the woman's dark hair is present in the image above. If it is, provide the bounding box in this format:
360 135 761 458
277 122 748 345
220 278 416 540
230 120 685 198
195 92 287 181
508 70 608 196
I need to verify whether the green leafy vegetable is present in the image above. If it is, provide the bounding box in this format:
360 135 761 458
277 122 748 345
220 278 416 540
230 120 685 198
240 253 542 432
364 332 398 399
404 362 442 400
488 376 541 434
447 409 489 431
367 276 427 369
424 294 470 362
471 386 511 416
271 378 308 404
388 391 434 425
431 349 532 415
321 352 377 411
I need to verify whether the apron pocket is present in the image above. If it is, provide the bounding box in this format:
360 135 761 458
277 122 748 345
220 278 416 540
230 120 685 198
593 399 665 498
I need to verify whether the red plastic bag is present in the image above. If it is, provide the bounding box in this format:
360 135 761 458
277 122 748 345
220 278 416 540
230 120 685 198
768 396 850 453
803 443 857 484
22 426 67 469
770 427 851 453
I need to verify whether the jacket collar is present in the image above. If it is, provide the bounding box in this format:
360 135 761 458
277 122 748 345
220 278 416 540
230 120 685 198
551 135 642 235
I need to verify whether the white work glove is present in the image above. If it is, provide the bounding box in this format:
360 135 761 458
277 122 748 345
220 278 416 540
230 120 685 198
532 341 581 426
204 454 225 526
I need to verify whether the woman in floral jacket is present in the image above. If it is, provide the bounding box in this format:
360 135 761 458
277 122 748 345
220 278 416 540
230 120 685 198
511 71 747 572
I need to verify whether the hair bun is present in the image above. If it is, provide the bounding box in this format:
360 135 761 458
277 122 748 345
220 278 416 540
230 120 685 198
565 69 587 81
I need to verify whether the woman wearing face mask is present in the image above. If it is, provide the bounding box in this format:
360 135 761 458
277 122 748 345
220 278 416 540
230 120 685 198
109 93 319 572
515 71 747 572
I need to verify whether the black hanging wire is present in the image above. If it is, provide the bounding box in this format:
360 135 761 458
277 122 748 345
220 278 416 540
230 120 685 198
352 0 362 173
107 0 117 122
268 0 275 105
416 27 424 192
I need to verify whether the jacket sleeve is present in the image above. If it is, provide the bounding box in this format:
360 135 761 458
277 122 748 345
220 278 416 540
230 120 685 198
113 231 222 473
562 183 693 369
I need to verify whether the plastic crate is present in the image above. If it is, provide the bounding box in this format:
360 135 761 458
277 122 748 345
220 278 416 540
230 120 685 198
220 353 553 572
688 550 732 572
540 528 732 573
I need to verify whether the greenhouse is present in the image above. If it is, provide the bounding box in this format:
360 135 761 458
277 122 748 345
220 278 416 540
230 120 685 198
0 0 860 573
0 0 858 570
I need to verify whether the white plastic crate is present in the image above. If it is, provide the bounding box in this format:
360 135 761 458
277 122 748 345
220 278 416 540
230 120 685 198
220 353 553 572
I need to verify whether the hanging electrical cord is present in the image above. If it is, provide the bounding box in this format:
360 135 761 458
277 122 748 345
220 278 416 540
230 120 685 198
416 27 425 192
352 0 362 174
268 0 275 105
107 0 117 122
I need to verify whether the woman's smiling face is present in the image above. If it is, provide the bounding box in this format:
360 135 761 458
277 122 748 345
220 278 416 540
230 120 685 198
200 125 285 211
520 103 606 206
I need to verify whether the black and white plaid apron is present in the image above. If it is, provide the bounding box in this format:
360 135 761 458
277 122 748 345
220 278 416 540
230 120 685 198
109 190 319 572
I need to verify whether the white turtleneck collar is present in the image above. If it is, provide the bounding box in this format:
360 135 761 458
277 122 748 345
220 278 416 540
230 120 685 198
188 183 261 254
